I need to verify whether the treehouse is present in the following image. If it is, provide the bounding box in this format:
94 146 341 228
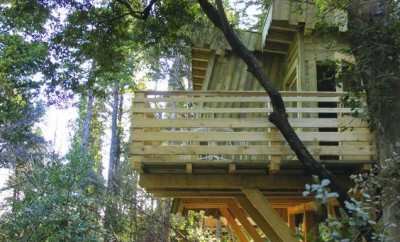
129 1 375 241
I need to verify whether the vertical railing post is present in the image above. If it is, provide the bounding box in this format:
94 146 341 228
268 96 281 174
131 92 146 173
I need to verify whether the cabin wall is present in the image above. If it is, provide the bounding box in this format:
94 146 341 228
205 51 285 91
201 33 348 93
283 33 300 91
302 33 349 91
270 0 347 33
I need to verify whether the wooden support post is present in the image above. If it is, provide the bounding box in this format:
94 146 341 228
327 200 337 218
229 163 236 174
227 200 264 242
287 202 318 215
303 211 317 242
362 163 372 172
288 213 296 230
219 207 248 242
185 163 193 174
269 128 281 174
131 92 146 173
241 188 298 242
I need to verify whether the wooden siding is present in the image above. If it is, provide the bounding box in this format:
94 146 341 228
268 0 347 33
130 91 375 174
205 52 285 91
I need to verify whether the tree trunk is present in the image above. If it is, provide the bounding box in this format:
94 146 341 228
346 1 400 241
81 88 94 153
107 81 121 192
197 0 375 240
104 80 122 241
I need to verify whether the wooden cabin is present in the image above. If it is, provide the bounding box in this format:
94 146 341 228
129 1 374 241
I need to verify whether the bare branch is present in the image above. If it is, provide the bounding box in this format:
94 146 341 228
114 0 158 20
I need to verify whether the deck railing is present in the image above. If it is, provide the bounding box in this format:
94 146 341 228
130 91 374 174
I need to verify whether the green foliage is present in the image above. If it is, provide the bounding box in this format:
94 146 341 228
304 154 400 242
0 34 47 123
0 148 106 242
170 211 227 242
0 22 49 168
0 0 50 35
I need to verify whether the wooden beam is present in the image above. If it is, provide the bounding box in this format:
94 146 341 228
220 207 248 242
131 144 374 156
202 52 216 91
263 49 288 55
132 130 371 142
287 201 318 215
139 174 310 191
193 74 205 79
241 188 298 242
185 163 193 174
192 57 208 62
192 66 207 71
192 47 212 52
228 163 236 174
265 42 289 52
183 203 227 209
236 196 283 242
181 198 232 209
227 200 264 242
132 117 368 129
266 30 293 45
148 190 313 199
270 25 298 32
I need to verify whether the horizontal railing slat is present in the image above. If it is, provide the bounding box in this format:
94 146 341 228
132 107 353 114
134 90 345 97
129 91 374 165
130 144 375 155
133 131 371 142
134 96 341 103
132 117 368 128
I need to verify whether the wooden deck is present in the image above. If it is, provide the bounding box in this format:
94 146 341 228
130 91 375 174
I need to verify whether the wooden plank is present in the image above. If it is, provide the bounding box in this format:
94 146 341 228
132 107 353 114
263 49 288 55
138 158 374 166
132 130 370 145
131 144 375 155
235 196 285 242
135 90 344 97
130 93 146 173
270 25 299 32
265 42 290 53
139 174 313 190
219 207 248 242
287 202 318 215
183 202 228 209
228 163 236 174
267 30 293 43
134 96 341 102
227 200 264 242
192 47 212 52
269 128 281 174
185 163 192 174
132 117 368 128
201 53 216 91
192 57 208 62
241 188 297 242
261 3 273 49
